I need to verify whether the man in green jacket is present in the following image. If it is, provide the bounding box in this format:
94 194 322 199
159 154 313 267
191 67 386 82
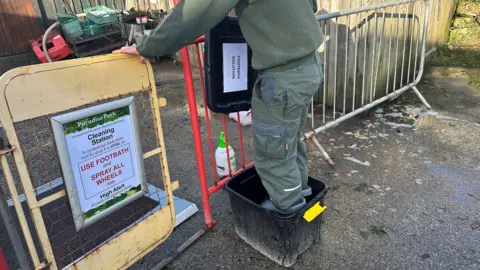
114 0 323 214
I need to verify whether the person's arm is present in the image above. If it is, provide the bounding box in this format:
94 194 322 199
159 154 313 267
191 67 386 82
137 0 239 58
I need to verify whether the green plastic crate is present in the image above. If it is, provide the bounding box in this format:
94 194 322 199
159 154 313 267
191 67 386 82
81 21 104 36
58 13 82 38
84 5 117 24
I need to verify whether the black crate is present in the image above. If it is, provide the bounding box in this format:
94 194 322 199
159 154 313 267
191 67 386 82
204 16 258 114
224 167 327 267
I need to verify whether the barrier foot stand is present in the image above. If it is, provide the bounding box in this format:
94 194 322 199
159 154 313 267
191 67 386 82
412 85 432 110
311 136 335 168
152 228 208 270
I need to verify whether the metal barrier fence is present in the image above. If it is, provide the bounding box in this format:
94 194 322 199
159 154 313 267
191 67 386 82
0 55 176 269
179 0 431 228
305 0 431 140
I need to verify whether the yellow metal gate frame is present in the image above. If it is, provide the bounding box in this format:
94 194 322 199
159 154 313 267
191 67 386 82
0 55 175 269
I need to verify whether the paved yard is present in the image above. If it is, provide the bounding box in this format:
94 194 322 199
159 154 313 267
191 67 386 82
131 63 480 269
1 61 479 269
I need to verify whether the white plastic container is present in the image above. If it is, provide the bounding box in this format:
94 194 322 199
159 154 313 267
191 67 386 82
215 132 236 177
229 110 252 126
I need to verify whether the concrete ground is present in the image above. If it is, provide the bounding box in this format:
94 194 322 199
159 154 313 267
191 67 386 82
0 60 479 269
130 62 479 269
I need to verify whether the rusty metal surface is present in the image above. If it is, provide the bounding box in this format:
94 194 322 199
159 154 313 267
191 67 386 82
2 55 151 122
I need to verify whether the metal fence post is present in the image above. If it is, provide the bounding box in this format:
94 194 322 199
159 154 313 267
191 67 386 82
0 138 30 270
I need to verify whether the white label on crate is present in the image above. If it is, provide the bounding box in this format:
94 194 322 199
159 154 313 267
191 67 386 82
222 43 248 93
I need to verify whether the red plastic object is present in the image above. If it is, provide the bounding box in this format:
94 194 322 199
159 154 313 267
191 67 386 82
0 248 8 270
31 31 71 63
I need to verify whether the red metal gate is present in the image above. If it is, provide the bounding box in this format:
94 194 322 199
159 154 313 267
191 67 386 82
178 35 254 228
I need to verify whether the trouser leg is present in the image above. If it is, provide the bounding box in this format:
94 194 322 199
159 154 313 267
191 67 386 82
252 86 304 212
297 106 309 189
252 53 322 213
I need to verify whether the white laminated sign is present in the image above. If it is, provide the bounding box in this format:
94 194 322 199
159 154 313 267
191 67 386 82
51 97 147 231
222 43 248 93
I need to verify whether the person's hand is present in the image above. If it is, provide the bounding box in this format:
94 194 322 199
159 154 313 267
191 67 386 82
112 45 146 63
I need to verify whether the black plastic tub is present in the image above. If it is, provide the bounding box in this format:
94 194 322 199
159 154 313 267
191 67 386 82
204 16 258 114
224 167 327 267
